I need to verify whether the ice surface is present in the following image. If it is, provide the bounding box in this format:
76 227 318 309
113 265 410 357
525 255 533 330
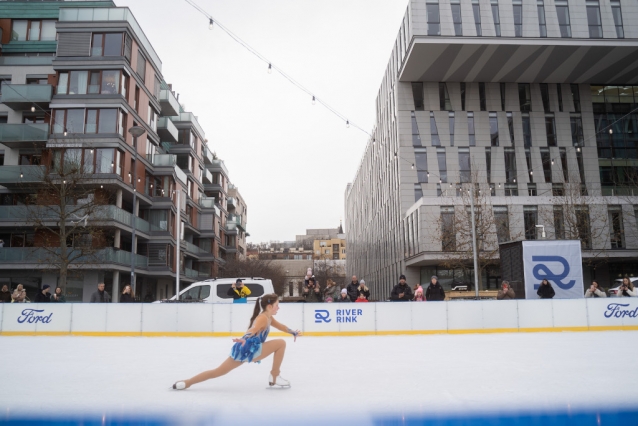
1 332 637 425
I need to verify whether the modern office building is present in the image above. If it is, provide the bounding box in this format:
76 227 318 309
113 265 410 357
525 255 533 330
345 0 638 299
0 0 248 301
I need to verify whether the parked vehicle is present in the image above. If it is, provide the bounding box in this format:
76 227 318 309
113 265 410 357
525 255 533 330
154 278 274 303
609 277 638 296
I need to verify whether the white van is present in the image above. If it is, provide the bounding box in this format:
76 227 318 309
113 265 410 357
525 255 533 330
157 277 275 304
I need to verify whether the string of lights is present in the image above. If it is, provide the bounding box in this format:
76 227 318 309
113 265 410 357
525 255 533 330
184 0 371 136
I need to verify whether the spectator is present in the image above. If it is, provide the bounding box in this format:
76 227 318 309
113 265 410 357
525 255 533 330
413 285 425 302
0 285 11 303
358 280 371 301
34 285 51 303
390 275 413 302
346 275 359 302
615 277 637 297
12 284 27 303
584 280 607 298
537 279 555 299
90 283 111 303
143 292 154 303
323 279 340 303
337 288 351 302
425 276 445 301
302 277 322 303
227 279 251 303
496 280 516 300
120 285 136 303
51 287 66 303
355 293 369 303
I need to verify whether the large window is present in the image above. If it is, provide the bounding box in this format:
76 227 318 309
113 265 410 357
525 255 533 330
524 206 538 240
137 49 147 82
479 82 486 111
415 148 428 183
570 84 580 112
540 84 551 112
571 116 584 148
411 82 424 111
52 148 121 176
504 148 517 183
556 0 571 38
491 0 501 36
522 114 532 147
576 206 591 249
52 108 126 136
486 148 492 183
439 83 452 111
411 111 422 147
537 0 547 37
451 0 462 36
519 83 531 112
11 20 56 41
525 148 534 183
441 206 456 252
553 207 565 239
467 112 476 146
449 112 455 146
586 0 603 39
494 206 510 243
500 83 506 111
430 112 440 146
513 0 523 37
57 70 127 96
560 148 569 182
472 0 482 36
91 33 124 57
608 206 625 249
459 148 471 182
461 82 466 111
540 148 552 183
507 112 514 144
426 1 441 36
545 115 556 147
414 184 423 202
437 147 447 183
611 0 624 38
489 112 499 146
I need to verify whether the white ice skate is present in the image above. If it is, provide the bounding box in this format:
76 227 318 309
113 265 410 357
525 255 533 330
268 373 291 388
171 381 186 390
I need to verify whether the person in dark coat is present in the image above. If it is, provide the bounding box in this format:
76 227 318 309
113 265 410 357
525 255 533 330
346 275 360 302
390 275 413 301
0 285 11 303
34 284 51 303
358 280 371 301
90 283 111 303
51 287 66 303
425 276 446 301
336 288 351 302
120 285 136 303
302 277 323 303
537 279 555 299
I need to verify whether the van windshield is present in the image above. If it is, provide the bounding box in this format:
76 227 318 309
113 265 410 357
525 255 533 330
217 284 264 299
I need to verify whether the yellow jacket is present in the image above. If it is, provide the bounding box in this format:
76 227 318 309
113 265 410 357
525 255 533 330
229 286 251 299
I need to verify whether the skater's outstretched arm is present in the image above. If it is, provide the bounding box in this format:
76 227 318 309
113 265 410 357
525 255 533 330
271 317 302 342
232 315 268 345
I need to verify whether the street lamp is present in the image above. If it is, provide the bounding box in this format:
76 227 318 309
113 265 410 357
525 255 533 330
128 125 146 296
535 224 547 239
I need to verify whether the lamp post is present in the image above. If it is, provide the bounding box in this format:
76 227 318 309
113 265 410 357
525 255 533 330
469 184 480 299
535 224 547 239
128 125 146 297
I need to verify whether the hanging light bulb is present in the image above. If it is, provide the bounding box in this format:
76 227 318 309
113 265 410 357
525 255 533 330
513 178 517 183
209 18 214 30
150 184 153 188
551 159 555 165
63 130 67 136
609 128 613 134
267 63 272 74
346 120 350 128
427 171 430 178
90 149 94 154
137 178 141 183
20 173 23 178
100 185 103 189
394 152 397 158
577 146 581 152
372 138 376 145
312 96 316 105
31 106 35 112
63 180 66 184
411 163 414 169
530 171 533 175
439 179 442 184
111 162 114 169
498 182 501 188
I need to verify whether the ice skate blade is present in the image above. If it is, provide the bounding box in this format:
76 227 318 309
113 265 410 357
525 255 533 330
267 384 291 389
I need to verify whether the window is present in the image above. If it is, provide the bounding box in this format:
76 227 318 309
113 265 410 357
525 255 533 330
570 116 584 147
449 112 455 146
147 104 157 133
11 20 56 41
467 112 476 146
505 183 518 196
519 83 531 112
524 206 538 240
608 206 625 249
553 207 565 239
504 148 517 183
486 148 492 183
559 148 569 182
489 113 499 146
414 183 423 202
557 84 563 112
538 0 547 37
461 82 466 111
611 0 624 38
540 84 551 112
500 83 506 111
459 148 471 183
522 114 532 147
576 206 591 249
491 0 501 36
134 86 140 112
556 0 571 37
426 1 441 36
437 147 447 183
52 109 124 135
552 183 564 196
479 83 486 111
472 0 482 36
411 111 422 147
525 148 533 183
527 183 537 196
415 148 428 182
441 207 455 251
570 84 580 112
11 20 28 41
513 0 523 37
586 0 603 39
439 83 452 111
412 82 424 111
430 112 440 146
494 206 509 243
91 33 124 57
69 71 88 95
576 150 587 193
58 70 124 96
540 148 552 182
137 49 147 82
507 112 514 144
451 0 462 36
545 115 556 147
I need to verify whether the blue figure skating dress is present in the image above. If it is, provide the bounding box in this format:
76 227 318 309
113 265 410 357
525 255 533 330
230 316 271 363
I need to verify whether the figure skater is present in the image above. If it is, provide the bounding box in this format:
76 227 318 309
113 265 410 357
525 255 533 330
172 294 301 390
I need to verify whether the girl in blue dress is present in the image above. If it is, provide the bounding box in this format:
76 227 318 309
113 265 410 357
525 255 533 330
172 293 301 389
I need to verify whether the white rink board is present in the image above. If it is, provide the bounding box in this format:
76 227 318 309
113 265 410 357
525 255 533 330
1 299 637 336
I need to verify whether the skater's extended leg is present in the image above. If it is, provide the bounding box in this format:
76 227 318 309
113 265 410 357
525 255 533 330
182 357 242 389
252 339 286 378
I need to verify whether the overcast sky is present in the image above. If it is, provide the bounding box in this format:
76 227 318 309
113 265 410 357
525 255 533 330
121 0 408 242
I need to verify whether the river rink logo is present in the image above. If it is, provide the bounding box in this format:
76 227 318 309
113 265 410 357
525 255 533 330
532 256 576 290
314 309 364 323
314 310 331 323
17 309 53 324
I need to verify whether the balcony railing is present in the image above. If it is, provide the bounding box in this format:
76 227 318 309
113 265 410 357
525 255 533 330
208 159 229 177
202 169 212 184
0 247 148 268
157 117 178 142
174 165 187 185
147 154 176 167
159 89 179 117
203 146 214 165
0 165 45 183
0 123 49 145
181 240 207 255
170 112 205 140
0 84 53 109
227 197 236 207
184 267 199 279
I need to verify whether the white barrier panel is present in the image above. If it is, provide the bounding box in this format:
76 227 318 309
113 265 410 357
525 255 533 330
551 299 588 329
2 303 38 333
412 302 447 332
517 299 553 330
106 304 141 334
0 304 3 331
339 303 375 333
269 302 303 334
587 297 638 328
303 302 339 333
481 300 518 331
447 302 482 331
71 304 107 334
142 304 178 334
230 304 255 334
212 303 232 335
177 304 214 334
375 303 412 332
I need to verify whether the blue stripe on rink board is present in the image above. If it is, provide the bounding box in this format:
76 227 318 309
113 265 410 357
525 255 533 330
373 410 638 426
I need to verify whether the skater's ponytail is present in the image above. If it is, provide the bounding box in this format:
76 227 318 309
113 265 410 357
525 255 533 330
248 294 280 328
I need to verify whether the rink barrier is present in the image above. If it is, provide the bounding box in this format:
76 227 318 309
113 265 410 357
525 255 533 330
0 298 637 337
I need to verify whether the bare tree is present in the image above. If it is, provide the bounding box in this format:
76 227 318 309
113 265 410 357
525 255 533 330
313 257 347 290
220 257 287 296
24 152 111 289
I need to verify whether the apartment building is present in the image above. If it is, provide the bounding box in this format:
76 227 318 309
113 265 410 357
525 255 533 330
345 0 638 299
0 0 248 301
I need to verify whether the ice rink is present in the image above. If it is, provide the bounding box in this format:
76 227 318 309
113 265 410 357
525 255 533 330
1 331 638 425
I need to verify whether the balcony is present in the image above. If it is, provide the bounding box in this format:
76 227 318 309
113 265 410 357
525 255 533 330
184 268 199 279
147 154 176 167
170 112 205 140
202 169 212 184
159 89 179 117
207 159 229 177
227 197 236 208
181 240 207 256
219 245 237 253
0 247 148 268
203 145 214 165
0 165 45 185
0 123 49 148
0 84 53 110
157 117 178 143
227 213 245 231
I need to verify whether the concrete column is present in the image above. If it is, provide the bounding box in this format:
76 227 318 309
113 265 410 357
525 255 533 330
114 229 121 249
116 189 123 209
112 271 120 303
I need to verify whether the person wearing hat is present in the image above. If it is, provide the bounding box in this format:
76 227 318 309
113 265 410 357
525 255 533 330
34 284 52 303
390 274 413 302
302 276 323 303
425 276 445 301
228 279 251 303
336 288 351 302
